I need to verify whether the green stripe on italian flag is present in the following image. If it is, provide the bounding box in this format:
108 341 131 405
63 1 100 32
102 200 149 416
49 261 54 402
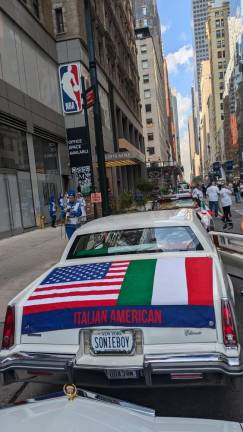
117 257 213 306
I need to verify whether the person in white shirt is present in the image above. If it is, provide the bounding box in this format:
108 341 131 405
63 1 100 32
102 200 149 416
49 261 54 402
76 192 87 222
192 185 203 207
206 181 219 216
218 184 233 226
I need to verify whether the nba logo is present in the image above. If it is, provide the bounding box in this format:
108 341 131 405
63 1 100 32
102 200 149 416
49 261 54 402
59 63 82 114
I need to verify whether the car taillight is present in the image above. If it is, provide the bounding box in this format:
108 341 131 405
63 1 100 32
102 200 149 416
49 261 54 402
221 299 238 347
1 306 15 349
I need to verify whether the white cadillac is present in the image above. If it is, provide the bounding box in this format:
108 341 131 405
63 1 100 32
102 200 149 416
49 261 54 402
1 209 243 387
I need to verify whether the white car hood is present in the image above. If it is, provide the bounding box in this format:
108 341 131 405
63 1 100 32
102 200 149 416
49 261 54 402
0 395 241 432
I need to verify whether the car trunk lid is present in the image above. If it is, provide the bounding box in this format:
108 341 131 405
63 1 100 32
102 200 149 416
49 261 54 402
20 255 218 345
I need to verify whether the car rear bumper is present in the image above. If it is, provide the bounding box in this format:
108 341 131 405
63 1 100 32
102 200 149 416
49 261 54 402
0 351 243 387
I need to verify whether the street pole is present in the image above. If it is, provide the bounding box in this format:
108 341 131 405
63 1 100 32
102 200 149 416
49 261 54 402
81 75 97 219
84 0 110 216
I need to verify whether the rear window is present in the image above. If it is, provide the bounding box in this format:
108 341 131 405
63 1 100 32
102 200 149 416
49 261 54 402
67 226 203 259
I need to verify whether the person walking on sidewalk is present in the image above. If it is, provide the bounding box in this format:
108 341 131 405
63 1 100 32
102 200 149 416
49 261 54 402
48 195 57 228
233 182 241 203
192 185 203 207
76 192 87 223
206 181 219 217
219 184 233 229
65 190 82 239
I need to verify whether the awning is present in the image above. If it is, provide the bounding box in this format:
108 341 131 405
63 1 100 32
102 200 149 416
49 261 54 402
104 138 145 167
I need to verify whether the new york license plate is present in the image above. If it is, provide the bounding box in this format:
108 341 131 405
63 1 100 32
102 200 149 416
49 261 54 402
90 330 134 355
106 369 139 380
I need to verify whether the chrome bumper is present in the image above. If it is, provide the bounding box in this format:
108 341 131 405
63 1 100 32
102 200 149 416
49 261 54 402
0 352 243 386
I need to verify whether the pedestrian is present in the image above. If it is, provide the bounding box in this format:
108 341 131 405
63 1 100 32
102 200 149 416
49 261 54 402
240 182 243 198
206 181 219 217
58 193 65 222
233 182 241 203
76 192 87 223
219 184 233 228
201 183 207 198
65 190 82 239
48 195 57 228
192 185 203 207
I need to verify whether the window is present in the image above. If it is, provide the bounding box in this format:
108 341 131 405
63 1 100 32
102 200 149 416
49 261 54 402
32 0 39 18
142 60 148 69
221 18 224 26
144 89 151 98
223 50 225 58
221 114 224 120
142 6 147 15
219 71 224 79
147 146 155 155
217 40 222 48
143 74 149 83
147 132 154 141
218 61 223 69
218 51 222 58
67 226 203 259
220 82 224 90
141 44 147 54
146 118 153 126
143 18 148 26
216 19 220 28
145 103 151 112
220 92 223 100
220 103 224 110
222 40 225 47
55 7 65 33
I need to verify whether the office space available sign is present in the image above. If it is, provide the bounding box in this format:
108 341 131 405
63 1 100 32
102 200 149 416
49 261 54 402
59 63 82 114
67 127 92 194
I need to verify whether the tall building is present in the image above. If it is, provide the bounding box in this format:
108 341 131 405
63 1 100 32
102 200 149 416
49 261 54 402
171 89 181 165
207 0 230 160
0 0 67 238
52 0 145 207
134 0 169 163
192 0 210 108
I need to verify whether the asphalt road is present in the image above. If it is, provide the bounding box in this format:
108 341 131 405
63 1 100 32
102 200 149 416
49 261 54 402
1 224 243 420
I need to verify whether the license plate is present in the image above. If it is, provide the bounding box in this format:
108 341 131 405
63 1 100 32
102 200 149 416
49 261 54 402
90 330 134 355
106 369 138 380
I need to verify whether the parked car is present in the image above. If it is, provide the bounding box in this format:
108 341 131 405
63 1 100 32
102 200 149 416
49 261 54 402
1 385 243 432
0 210 243 388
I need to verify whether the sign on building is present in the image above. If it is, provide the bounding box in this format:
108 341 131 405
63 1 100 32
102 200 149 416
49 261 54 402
59 63 82 114
66 127 92 194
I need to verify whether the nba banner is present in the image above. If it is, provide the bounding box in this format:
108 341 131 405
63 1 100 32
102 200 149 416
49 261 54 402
59 63 82 114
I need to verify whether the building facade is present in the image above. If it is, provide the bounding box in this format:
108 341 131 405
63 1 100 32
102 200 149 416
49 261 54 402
192 0 210 109
134 0 169 165
52 0 145 209
171 89 182 165
0 0 68 238
207 0 230 160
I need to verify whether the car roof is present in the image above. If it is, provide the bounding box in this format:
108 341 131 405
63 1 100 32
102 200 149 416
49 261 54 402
76 209 197 235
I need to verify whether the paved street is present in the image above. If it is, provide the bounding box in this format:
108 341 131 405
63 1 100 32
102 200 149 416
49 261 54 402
214 201 243 234
0 224 243 420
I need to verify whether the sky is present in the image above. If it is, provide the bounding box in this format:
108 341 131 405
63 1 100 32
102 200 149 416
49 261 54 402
157 0 193 181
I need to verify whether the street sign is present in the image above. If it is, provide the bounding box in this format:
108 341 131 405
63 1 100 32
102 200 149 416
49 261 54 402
85 86 96 108
59 63 82 114
91 192 102 203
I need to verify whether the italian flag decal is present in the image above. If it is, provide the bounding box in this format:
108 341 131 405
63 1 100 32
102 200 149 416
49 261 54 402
22 257 215 334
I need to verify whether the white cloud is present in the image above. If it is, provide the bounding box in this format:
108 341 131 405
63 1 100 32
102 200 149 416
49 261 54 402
161 23 170 35
166 45 194 74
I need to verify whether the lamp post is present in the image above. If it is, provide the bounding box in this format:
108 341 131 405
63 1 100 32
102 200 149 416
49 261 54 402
84 0 110 216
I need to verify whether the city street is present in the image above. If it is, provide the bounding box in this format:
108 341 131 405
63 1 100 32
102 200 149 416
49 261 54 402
0 222 243 420
214 201 243 234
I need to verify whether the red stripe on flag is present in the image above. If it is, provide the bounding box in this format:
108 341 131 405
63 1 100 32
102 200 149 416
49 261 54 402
23 299 117 315
29 289 120 300
35 280 122 292
185 257 213 305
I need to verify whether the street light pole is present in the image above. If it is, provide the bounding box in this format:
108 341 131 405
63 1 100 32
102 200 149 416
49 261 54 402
84 0 110 216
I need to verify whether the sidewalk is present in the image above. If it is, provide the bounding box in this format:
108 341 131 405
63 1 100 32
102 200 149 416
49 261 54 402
0 227 67 322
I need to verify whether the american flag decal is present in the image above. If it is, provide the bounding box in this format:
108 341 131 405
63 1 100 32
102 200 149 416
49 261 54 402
23 261 130 315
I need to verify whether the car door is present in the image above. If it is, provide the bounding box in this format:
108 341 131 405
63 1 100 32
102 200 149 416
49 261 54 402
210 231 243 279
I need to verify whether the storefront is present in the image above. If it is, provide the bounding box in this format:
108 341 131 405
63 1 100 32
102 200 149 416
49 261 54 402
0 124 35 238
